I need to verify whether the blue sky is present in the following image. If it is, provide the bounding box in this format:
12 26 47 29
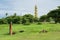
0 0 60 18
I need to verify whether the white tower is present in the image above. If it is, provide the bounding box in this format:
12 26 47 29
34 0 38 18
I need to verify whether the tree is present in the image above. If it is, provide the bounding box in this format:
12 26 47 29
39 15 49 22
14 13 17 17
0 18 7 24
22 14 34 24
47 6 60 23
13 16 20 24
34 17 39 22
58 6 60 9
6 13 8 17
6 16 21 24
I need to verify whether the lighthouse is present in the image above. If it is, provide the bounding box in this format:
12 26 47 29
34 0 38 18
34 5 38 18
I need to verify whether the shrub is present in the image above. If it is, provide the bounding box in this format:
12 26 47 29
19 30 24 33
39 30 48 33
23 21 30 25
37 22 42 25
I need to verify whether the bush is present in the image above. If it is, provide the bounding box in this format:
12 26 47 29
39 30 48 33
23 22 30 25
0 19 7 24
19 30 24 33
37 22 42 25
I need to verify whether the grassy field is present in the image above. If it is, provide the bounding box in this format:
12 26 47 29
0 23 60 40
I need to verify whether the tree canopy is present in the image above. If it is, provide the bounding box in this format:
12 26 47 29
47 6 60 23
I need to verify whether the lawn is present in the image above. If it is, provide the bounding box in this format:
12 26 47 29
0 23 60 40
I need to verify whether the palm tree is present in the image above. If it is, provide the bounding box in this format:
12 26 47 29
6 13 8 17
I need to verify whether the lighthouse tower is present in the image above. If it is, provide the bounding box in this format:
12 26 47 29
34 0 38 18
34 5 38 18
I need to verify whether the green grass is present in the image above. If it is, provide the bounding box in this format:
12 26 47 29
0 23 60 40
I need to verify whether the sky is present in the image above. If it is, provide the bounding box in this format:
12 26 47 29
0 0 60 18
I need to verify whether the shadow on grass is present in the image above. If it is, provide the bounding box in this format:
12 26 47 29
4 32 16 35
